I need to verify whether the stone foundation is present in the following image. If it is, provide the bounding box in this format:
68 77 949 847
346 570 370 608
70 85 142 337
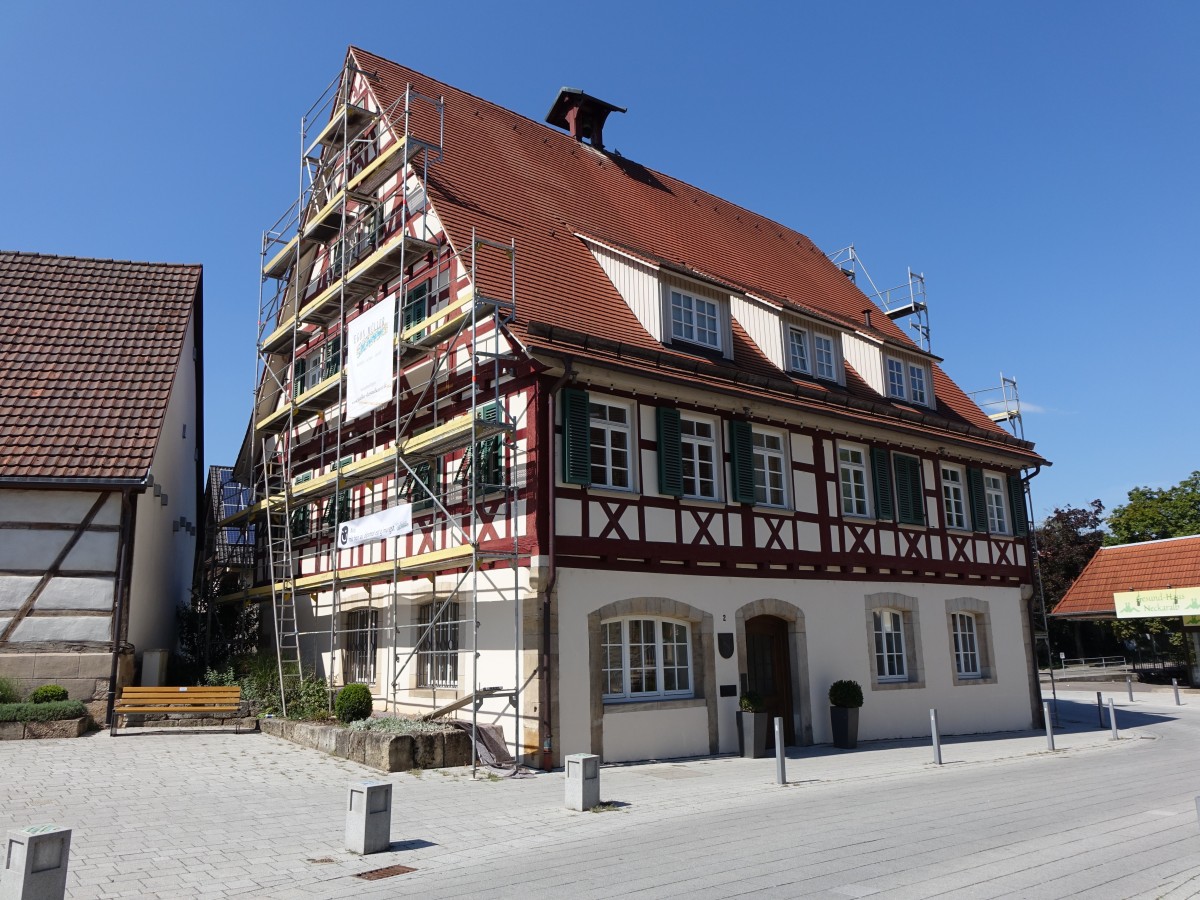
0 649 134 727
259 718 471 771
115 700 259 733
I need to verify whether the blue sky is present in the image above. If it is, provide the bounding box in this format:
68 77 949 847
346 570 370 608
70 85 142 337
2 1 1196 523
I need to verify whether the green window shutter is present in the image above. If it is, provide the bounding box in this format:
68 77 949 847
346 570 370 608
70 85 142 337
410 460 436 512
292 357 307 399
323 335 342 379
1007 474 1029 537
967 468 987 532
870 447 894 520
475 403 503 493
289 505 309 539
336 489 352 522
894 454 925 525
656 407 683 497
728 420 756 504
402 281 430 337
561 388 591 486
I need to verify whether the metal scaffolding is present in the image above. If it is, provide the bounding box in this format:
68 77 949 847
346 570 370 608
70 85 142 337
219 60 523 768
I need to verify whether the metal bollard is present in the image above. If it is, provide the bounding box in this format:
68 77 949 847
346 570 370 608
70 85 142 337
565 753 600 811
1108 698 1119 740
346 781 392 855
930 709 942 766
1043 701 1055 751
1173 678 1182 706
1096 691 1104 727
774 717 786 785
1 826 71 900
1126 675 1134 702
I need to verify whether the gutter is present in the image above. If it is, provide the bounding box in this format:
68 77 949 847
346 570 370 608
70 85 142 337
105 487 141 730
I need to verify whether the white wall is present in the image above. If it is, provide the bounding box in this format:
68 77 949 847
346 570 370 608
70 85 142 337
555 567 1034 761
128 313 199 657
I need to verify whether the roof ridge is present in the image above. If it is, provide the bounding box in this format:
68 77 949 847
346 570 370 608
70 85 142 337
1100 532 1200 551
0 250 203 270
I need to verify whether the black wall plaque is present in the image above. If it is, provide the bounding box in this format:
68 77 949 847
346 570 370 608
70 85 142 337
717 632 735 659
719 684 737 698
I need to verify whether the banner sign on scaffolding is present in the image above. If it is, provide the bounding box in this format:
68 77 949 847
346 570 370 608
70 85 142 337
1114 586 1200 619
346 295 395 419
336 503 413 550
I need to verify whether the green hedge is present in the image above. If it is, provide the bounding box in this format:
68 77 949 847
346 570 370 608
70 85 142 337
0 700 87 723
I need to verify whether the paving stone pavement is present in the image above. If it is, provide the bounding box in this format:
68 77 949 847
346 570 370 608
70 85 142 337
3 687 1200 898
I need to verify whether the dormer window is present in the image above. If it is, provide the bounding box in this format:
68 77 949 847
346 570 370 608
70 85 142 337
813 334 837 380
787 327 811 374
886 355 931 406
786 324 840 383
669 289 720 350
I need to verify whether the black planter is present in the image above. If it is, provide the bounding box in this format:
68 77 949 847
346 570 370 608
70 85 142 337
737 711 769 758
830 705 859 749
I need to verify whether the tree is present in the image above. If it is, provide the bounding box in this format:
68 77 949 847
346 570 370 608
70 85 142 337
1106 471 1200 545
1033 500 1111 662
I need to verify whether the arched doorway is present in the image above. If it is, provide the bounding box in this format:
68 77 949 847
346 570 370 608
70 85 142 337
745 614 794 747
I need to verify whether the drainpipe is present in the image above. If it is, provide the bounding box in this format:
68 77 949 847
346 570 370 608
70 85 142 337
540 360 574 770
1020 463 1050 729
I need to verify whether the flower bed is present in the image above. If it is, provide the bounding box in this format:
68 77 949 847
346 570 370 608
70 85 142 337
0 700 89 740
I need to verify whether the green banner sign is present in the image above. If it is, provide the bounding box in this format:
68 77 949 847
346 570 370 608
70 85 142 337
1114 586 1200 619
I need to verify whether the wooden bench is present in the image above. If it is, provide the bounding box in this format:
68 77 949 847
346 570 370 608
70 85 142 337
111 686 244 736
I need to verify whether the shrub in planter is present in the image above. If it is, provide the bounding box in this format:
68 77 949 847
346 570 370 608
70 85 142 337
29 684 69 704
335 684 374 723
0 677 18 704
828 679 863 750
737 690 769 758
0 700 87 723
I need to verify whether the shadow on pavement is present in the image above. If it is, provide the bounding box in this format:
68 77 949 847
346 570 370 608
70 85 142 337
1045 697 1176 733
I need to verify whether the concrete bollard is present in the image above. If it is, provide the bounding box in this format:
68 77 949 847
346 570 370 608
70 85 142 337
1173 678 1182 706
565 753 600 811
774 717 786 785
1043 701 1055 752
1126 675 1134 703
930 709 942 766
1108 698 1119 741
345 781 392 855
1 826 71 900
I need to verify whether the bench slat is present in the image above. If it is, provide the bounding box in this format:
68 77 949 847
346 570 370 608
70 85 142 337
114 706 241 714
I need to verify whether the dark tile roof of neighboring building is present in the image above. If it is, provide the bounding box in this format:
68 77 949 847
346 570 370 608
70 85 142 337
348 47 1043 464
0 251 201 481
1051 535 1200 618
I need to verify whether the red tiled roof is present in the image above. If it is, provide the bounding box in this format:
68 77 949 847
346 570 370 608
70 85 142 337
1051 535 1200 618
348 48 1041 462
0 252 201 481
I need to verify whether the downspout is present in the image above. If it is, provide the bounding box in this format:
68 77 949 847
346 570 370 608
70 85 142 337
1019 463 1050 729
540 360 574 770
106 488 140 729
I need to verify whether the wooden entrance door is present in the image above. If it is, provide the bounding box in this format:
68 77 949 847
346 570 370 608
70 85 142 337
745 615 795 747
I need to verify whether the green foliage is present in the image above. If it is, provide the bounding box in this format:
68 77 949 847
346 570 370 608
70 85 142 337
738 690 764 713
347 715 449 735
1107 471 1200 545
0 677 19 705
29 684 69 704
335 684 374 723
828 680 864 708
173 577 261 686
200 653 330 720
0 700 86 723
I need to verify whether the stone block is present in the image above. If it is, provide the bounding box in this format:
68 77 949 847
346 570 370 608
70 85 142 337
414 732 445 769
32 654 78 679
444 730 471 766
345 782 391 855
0 722 22 741
1 825 71 900
238 717 258 732
0 653 36 679
348 731 367 766
24 718 86 740
363 733 392 771
332 728 351 760
387 736 415 772
75 654 112 680
258 717 283 738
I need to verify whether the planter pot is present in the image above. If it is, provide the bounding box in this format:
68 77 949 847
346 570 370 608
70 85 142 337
830 706 859 750
737 711 769 758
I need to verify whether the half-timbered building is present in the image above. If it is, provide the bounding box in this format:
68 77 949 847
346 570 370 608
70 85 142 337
228 48 1046 767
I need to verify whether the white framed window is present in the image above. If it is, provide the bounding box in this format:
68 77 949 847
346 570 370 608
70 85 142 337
839 446 870 517
681 416 719 500
887 357 906 399
670 289 720 350
589 400 633 490
417 601 459 688
752 430 787 507
873 609 907 682
601 617 692 701
951 612 980 678
345 609 378 685
908 363 928 405
813 334 837 380
941 466 969 530
984 474 1009 534
787 327 811 374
